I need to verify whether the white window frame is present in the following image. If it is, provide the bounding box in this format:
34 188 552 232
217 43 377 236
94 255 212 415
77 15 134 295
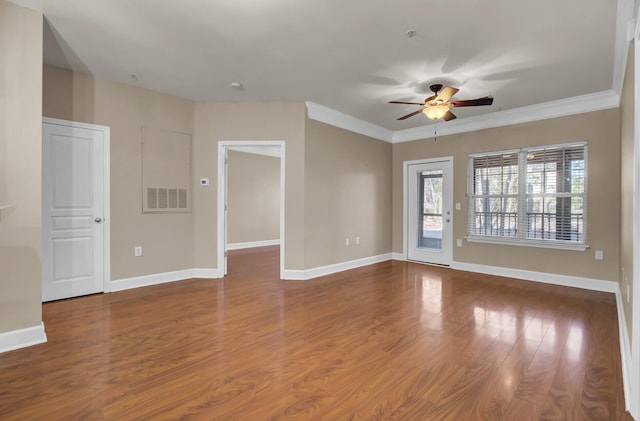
466 141 588 251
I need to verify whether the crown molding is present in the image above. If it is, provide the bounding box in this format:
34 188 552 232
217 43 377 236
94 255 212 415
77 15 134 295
392 90 620 143
612 0 635 97
305 101 393 142
306 90 620 145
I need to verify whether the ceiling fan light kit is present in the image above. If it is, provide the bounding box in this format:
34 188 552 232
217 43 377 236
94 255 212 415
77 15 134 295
389 83 494 122
423 105 449 120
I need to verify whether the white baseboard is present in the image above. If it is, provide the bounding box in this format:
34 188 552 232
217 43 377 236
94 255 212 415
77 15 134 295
111 268 223 292
450 261 618 293
282 253 393 281
0 322 47 354
281 269 306 280
614 284 633 414
392 252 406 261
193 268 224 278
226 240 280 250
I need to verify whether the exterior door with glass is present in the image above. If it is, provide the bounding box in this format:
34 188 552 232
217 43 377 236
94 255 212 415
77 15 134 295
407 159 453 265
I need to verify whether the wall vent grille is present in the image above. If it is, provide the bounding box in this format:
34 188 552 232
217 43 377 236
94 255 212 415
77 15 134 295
146 188 188 211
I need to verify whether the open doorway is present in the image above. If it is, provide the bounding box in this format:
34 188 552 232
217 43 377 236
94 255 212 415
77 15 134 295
217 141 285 279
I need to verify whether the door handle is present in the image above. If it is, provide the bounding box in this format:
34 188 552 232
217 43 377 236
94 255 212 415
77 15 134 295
94 217 103 223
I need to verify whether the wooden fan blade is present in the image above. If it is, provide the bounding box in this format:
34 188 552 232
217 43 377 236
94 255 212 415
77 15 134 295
435 86 459 103
388 100 424 105
451 96 494 107
424 95 436 103
397 109 425 120
443 110 457 121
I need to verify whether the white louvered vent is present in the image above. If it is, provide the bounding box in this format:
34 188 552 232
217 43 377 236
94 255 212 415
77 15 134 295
157 188 168 209
168 189 178 208
147 188 158 209
146 187 189 211
178 189 187 209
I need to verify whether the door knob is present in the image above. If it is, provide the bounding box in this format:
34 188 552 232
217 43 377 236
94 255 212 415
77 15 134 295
446 219 450 223
94 217 103 223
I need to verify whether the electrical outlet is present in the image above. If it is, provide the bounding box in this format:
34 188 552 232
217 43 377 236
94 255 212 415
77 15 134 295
456 239 462 247
134 246 142 257
595 250 603 260
356 236 360 245
345 238 350 247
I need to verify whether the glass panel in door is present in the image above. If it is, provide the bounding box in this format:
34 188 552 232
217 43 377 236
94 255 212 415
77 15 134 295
419 170 443 250
407 158 452 266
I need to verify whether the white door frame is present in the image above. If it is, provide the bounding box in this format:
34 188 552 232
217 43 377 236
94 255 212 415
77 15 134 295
629 24 640 419
42 117 111 295
402 156 454 264
217 141 285 279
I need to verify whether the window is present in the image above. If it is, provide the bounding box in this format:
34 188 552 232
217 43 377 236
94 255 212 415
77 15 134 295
467 142 587 249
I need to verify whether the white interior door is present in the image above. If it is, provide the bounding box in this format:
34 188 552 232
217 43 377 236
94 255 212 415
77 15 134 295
407 159 453 265
42 119 109 302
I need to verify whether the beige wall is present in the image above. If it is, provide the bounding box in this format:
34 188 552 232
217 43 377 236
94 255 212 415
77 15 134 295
227 150 280 244
193 102 306 270
393 109 621 281
0 2 43 333
304 120 392 268
620 42 634 345
43 65 195 280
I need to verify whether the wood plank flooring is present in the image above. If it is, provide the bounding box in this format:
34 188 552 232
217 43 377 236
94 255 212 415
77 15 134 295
0 246 633 420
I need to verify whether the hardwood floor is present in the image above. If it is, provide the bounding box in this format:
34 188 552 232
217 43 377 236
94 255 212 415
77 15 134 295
0 246 633 420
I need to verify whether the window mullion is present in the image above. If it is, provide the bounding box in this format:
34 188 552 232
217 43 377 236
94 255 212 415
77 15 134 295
517 151 527 239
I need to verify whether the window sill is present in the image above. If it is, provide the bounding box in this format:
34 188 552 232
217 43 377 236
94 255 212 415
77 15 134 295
464 235 589 251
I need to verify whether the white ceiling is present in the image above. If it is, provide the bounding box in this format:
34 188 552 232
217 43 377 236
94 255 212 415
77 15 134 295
9 0 632 131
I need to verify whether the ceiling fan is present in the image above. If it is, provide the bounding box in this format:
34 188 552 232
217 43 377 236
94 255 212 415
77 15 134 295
389 84 494 121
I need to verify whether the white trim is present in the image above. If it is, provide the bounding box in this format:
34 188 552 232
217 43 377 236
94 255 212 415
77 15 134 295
218 141 286 280
450 261 617 292
193 268 224 278
393 90 620 143
42 117 109 132
103 125 112 293
305 101 393 142
226 145 281 158
615 283 633 412
402 157 454 265
465 236 589 251
630 24 640 420
41 117 112 297
392 252 407 261
226 239 280 250
0 322 47 354
282 253 392 281
281 269 306 281
110 268 221 292
613 0 636 96
305 91 620 145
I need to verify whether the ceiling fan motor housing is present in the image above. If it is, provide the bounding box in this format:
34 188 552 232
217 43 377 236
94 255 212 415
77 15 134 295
429 84 443 94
